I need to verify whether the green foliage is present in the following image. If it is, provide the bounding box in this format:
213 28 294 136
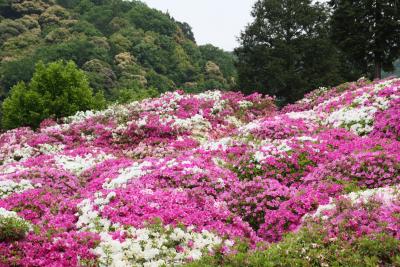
0 0 236 113
200 44 237 80
176 21 195 42
1 60 105 129
0 216 30 242
329 0 400 79
82 59 116 95
235 0 350 104
0 57 36 94
125 3 177 36
146 70 175 93
0 18 28 44
34 37 111 66
185 229 400 267
70 20 102 37
111 86 159 104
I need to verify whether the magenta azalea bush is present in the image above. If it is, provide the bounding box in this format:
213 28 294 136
0 78 400 266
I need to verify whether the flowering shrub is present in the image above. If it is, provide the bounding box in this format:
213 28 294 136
0 208 30 242
370 97 400 140
304 150 400 189
0 79 400 266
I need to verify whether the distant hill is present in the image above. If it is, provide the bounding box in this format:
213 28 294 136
0 0 237 100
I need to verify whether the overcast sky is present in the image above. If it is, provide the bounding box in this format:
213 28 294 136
142 0 258 51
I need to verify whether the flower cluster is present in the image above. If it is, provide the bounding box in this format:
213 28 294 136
0 79 399 266
370 97 400 140
308 186 400 241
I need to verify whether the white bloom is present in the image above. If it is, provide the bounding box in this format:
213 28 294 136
201 137 232 151
188 250 202 260
226 116 243 127
0 179 35 199
253 151 267 162
296 136 318 142
324 106 377 135
55 152 113 176
172 114 212 134
224 240 235 247
102 161 152 189
238 100 253 109
286 110 318 121
92 224 223 267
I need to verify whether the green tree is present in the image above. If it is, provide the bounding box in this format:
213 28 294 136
329 0 400 79
145 70 175 93
0 0 22 19
235 0 345 104
34 37 111 66
176 21 195 42
125 3 177 36
199 44 237 78
0 57 36 92
2 60 105 129
82 59 116 95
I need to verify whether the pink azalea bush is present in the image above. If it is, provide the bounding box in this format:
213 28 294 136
309 191 400 242
0 78 399 266
370 97 400 140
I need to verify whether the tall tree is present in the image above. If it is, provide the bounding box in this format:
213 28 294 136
235 0 345 104
330 0 400 79
1 60 105 129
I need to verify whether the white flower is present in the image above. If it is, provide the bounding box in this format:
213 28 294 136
0 179 35 199
91 223 223 267
188 250 202 260
324 106 377 135
286 110 318 121
224 240 235 247
253 151 267 162
55 152 113 176
238 100 253 109
297 136 317 142
102 161 152 189
201 137 232 151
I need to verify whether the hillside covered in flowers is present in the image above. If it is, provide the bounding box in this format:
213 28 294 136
0 77 399 266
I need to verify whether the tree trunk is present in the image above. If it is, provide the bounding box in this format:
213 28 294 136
374 60 382 79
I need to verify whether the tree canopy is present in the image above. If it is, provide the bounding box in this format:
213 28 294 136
1 60 105 129
329 0 400 79
235 0 351 104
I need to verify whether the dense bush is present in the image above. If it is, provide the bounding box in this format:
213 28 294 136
1 60 105 129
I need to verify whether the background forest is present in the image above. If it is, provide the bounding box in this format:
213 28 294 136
0 0 237 104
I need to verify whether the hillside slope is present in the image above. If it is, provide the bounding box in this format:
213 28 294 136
0 78 399 266
0 0 236 99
